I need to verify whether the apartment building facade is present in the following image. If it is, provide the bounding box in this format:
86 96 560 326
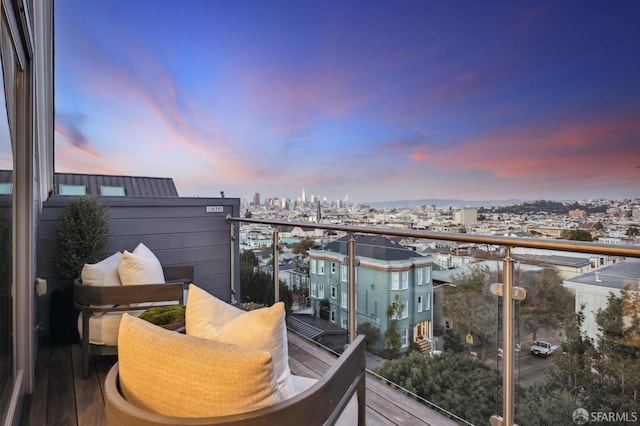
308 235 433 352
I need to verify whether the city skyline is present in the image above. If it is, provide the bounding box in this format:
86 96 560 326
41 1 640 202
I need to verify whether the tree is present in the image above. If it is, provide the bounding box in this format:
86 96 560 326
240 250 293 314
357 322 381 349
373 351 502 425
626 226 640 237
518 269 574 341
56 195 111 282
559 229 593 241
384 294 403 355
291 238 316 255
441 266 498 360
441 329 465 353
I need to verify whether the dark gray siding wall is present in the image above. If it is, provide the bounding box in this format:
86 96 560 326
36 195 240 335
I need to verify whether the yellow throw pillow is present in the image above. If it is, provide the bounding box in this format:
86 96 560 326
186 284 296 400
117 313 280 418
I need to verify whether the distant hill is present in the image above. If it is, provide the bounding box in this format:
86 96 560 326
363 198 522 209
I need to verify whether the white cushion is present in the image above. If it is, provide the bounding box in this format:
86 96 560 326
77 309 143 346
81 251 122 286
186 284 296 400
118 314 280 417
81 251 123 315
118 243 165 286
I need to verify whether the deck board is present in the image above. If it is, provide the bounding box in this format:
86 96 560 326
26 331 459 426
71 343 107 426
47 343 77 426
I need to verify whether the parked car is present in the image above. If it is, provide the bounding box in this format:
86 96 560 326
530 340 557 357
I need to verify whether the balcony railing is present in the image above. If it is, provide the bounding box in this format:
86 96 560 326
228 215 640 426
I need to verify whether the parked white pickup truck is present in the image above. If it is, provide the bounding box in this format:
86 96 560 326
530 341 557 357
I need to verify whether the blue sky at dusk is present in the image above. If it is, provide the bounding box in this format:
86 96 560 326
52 0 640 203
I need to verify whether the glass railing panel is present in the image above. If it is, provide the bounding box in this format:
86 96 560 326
514 265 640 425
231 216 640 425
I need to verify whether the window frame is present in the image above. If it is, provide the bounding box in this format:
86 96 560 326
391 272 399 290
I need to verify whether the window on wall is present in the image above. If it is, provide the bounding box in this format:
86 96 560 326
59 184 86 195
100 185 125 196
402 301 408 319
318 283 324 294
331 286 336 299
330 309 336 323
401 329 408 347
318 262 325 275
341 290 347 308
341 264 347 281
401 271 409 289
391 272 399 290
341 317 348 329
311 283 317 297
331 262 336 274
425 293 431 310
310 259 317 274
425 267 431 283
0 183 12 194
416 268 423 285
417 295 423 313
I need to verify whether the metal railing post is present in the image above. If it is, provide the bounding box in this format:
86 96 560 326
503 248 515 426
273 227 279 303
348 233 356 343
229 219 236 304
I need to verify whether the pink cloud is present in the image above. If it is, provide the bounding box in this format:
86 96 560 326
408 146 434 162
433 115 640 189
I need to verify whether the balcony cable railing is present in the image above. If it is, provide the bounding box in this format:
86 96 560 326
284 315 473 424
227 215 640 426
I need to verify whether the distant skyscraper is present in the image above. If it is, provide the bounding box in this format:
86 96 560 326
302 188 306 204
316 200 322 223
252 192 260 206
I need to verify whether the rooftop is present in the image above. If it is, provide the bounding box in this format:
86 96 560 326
563 258 640 291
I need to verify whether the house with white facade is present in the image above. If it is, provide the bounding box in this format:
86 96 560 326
563 259 640 343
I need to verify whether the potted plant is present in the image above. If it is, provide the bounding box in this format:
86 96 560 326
50 195 111 344
139 305 186 330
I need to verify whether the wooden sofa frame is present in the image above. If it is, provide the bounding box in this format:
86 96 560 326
74 265 194 379
104 334 367 426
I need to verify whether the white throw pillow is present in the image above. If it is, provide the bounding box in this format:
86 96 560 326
81 251 122 286
118 242 165 286
118 313 280 417
186 284 296 400
80 251 122 316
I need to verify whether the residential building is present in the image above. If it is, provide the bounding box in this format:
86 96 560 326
563 259 640 343
511 247 622 279
308 235 433 352
455 207 478 226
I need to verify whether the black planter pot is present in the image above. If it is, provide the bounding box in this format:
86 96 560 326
50 286 80 344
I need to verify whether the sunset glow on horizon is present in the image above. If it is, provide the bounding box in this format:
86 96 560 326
52 0 640 203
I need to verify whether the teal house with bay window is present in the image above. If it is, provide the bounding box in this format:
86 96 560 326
308 234 433 352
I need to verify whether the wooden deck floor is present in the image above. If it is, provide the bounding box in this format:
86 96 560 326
23 332 459 426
